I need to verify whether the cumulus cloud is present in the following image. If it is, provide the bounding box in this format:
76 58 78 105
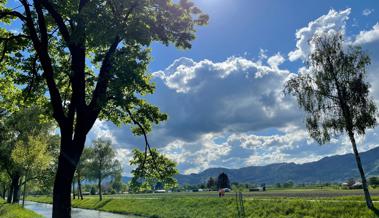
354 23 379 45
288 8 351 61
151 55 300 143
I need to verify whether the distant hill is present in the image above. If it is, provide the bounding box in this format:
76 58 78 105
175 146 379 185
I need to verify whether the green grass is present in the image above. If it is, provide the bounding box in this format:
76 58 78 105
28 194 379 218
0 199 42 218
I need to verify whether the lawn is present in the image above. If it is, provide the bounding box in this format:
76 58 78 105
27 190 379 218
0 198 42 218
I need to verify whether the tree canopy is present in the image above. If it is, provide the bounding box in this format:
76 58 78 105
130 148 178 192
285 32 379 214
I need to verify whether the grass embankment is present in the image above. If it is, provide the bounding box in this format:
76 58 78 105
0 198 42 218
28 195 379 218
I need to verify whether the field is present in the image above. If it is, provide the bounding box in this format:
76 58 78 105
0 199 42 218
27 188 379 218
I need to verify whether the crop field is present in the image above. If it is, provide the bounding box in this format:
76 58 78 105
28 188 379 218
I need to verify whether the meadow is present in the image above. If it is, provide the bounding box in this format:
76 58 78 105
27 188 379 218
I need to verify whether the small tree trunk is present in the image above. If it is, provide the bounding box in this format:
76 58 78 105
22 172 28 208
12 174 20 204
7 182 13 203
98 178 102 201
348 130 379 215
72 182 76 200
2 184 6 199
77 176 83 200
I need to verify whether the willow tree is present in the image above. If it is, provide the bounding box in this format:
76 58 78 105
285 33 378 214
0 0 208 217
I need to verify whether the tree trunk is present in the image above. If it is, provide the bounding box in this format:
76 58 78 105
52 136 82 218
348 130 379 215
52 131 87 218
77 176 83 200
22 175 27 207
6 183 13 203
72 182 76 200
11 174 20 204
98 178 102 201
2 184 6 199
52 151 76 218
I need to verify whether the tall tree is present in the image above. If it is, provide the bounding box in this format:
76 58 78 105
285 32 379 215
86 139 121 201
75 147 91 200
0 106 53 203
217 173 230 190
12 135 53 207
0 1 207 216
130 148 178 192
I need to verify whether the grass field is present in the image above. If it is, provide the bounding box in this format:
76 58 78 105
0 198 42 218
27 188 379 218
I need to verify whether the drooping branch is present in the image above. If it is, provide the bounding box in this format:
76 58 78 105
125 108 163 180
0 10 27 22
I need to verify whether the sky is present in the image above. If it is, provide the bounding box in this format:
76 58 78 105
83 1 379 176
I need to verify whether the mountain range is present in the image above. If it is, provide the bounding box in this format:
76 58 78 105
173 146 379 185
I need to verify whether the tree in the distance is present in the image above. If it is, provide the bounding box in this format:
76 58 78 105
12 135 53 207
0 1 208 216
74 147 92 200
285 32 379 214
217 172 230 190
86 139 121 201
207 177 216 190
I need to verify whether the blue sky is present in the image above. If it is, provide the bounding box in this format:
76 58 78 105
88 0 379 176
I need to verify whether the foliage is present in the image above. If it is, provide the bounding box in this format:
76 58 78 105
284 32 375 144
0 0 207 214
85 138 121 200
284 31 378 214
369 177 379 188
12 135 53 177
111 171 124 194
217 172 231 190
130 148 178 192
86 139 121 181
207 177 216 190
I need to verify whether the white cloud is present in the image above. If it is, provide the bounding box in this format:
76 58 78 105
90 120 119 146
267 53 285 70
354 23 379 45
362 9 374 16
288 8 351 61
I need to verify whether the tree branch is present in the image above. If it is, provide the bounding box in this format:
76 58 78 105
39 0 70 45
86 36 121 127
126 108 163 180
0 10 27 22
21 0 67 125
